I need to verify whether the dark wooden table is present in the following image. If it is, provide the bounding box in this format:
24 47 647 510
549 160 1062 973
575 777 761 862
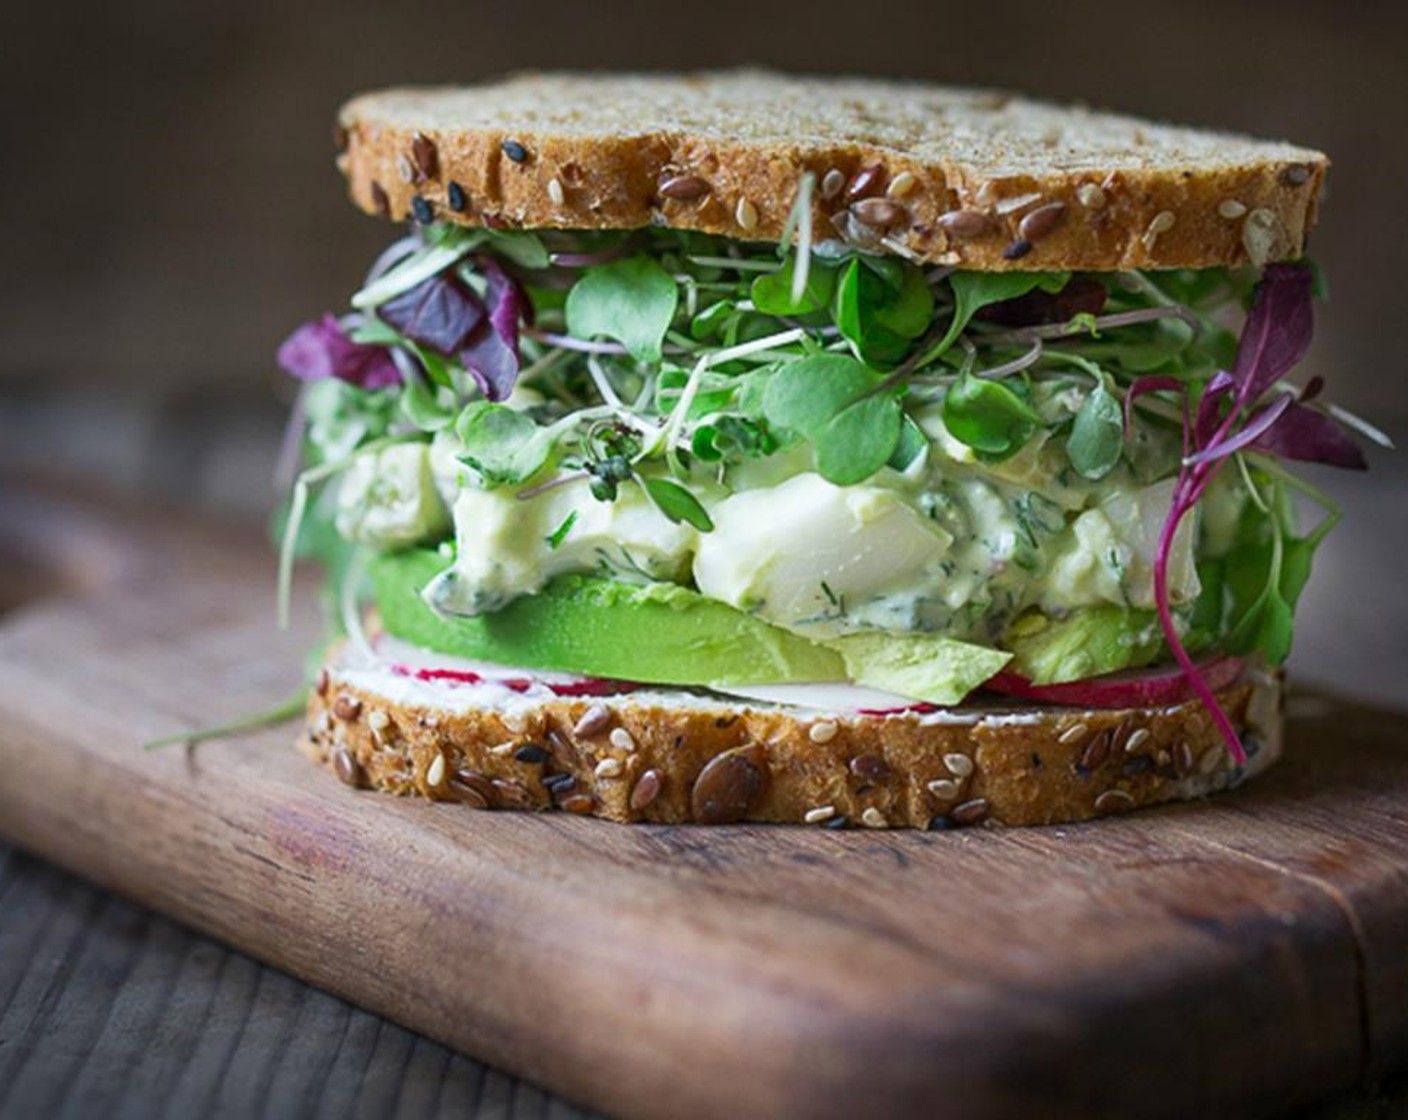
0 446 1403 1118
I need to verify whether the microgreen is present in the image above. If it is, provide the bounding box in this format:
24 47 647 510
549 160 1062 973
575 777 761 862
761 354 901 484
1066 378 1125 479
566 256 679 363
456 402 555 484
942 371 1042 460
642 477 715 531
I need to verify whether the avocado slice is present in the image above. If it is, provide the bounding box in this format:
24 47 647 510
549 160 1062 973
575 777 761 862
1004 606 1165 685
370 549 847 686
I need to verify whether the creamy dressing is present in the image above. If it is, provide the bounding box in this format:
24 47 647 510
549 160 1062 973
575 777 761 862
338 385 1245 647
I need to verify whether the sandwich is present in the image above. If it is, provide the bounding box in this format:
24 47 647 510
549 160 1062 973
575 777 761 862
279 71 1371 829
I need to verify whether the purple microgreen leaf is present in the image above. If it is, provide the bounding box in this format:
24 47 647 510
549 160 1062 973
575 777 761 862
1251 400 1368 470
1185 392 1296 466
1152 478 1247 766
1194 370 1236 447
460 327 519 402
457 256 530 402
1229 262 1314 405
375 272 485 356
276 314 401 389
1123 374 1184 433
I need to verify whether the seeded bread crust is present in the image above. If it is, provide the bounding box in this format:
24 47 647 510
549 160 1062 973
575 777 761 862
300 657 1283 830
336 71 1326 272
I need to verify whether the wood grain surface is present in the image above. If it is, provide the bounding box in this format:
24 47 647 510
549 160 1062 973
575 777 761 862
1 480 1407 1120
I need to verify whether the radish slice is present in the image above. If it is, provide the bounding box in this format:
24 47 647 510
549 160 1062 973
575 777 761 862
984 657 1246 709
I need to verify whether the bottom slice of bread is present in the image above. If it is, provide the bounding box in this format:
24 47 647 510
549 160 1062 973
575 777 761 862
301 639 1283 829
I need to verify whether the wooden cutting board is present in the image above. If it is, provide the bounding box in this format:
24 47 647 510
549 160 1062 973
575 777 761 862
2 479 1406 1120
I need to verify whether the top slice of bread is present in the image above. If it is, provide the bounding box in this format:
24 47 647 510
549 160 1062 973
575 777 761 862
337 71 1327 272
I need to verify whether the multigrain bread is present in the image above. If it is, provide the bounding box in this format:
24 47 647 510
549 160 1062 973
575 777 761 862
336 71 1327 272
301 646 1283 830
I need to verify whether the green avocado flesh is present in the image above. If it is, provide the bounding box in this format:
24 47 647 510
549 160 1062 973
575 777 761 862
1005 605 1164 685
371 549 847 686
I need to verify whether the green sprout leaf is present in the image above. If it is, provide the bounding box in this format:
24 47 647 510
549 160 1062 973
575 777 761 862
930 271 1070 359
887 414 929 472
834 259 933 365
455 402 554 484
566 256 679 362
942 371 1042 460
762 354 901 485
642 477 714 531
751 256 838 316
1066 380 1125 480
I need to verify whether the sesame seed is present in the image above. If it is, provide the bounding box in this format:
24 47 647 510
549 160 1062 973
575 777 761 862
1173 740 1196 778
1198 746 1225 775
1242 209 1279 267
887 171 918 198
1058 723 1089 745
411 195 433 225
1124 728 1151 753
501 138 528 163
595 757 623 779
1094 789 1135 816
808 721 838 744
426 752 446 788
927 778 960 800
804 805 837 824
502 711 527 733
1279 163 1311 186
396 153 414 184
1076 183 1106 209
658 174 711 201
735 196 759 232
1142 210 1176 251
547 177 565 206
820 169 846 200
609 727 636 752
367 709 390 734
574 704 612 737
1218 198 1247 220
861 807 888 829
447 181 468 212
313 711 331 736
994 191 1042 215
1002 238 1033 260
490 741 517 756
943 752 974 778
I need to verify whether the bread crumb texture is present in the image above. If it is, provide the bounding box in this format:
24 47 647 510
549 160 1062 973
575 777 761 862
338 70 1327 271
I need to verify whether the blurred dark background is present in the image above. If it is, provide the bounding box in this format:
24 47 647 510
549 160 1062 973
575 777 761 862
1 0 1404 698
